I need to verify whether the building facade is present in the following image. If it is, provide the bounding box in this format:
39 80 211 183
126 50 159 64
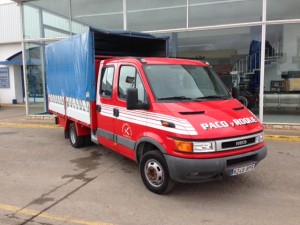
0 1 23 104
10 0 300 126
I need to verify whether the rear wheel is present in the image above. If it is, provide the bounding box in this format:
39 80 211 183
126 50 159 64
140 150 175 194
69 123 85 148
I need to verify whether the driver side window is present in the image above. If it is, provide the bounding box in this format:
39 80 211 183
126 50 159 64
118 66 146 103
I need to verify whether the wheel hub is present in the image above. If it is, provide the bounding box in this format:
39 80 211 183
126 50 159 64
145 160 164 187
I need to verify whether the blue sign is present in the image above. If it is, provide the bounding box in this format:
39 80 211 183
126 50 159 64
0 67 10 88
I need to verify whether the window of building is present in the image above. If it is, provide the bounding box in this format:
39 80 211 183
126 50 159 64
189 0 262 27
23 0 70 39
25 42 49 114
263 24 300 123
71 0 123 30
127 0 186 31
172 27 262 113
267 0 300 20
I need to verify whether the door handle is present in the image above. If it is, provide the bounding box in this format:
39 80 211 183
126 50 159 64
96 105 101 112
113 108 119 117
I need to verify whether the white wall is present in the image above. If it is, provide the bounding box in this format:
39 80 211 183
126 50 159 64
0 43 23 104
13 65 24 103
0 65 23 104
0 2 22 43
0 1 14 4
0 65 15 103
0 43 22 61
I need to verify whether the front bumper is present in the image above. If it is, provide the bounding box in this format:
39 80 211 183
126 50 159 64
164 145 267 183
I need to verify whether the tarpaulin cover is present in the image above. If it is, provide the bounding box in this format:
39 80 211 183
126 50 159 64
46 31 94 101
46 28 169 101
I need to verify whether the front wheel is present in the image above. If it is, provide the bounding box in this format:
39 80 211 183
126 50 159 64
139 150 175 194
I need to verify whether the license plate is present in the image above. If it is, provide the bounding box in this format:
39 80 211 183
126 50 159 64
230 164 255 176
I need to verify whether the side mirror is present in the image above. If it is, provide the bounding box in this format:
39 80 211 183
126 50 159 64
126 88 150 110
127 88 139 109
232 86 240 99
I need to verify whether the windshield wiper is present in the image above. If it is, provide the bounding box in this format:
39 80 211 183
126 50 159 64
195 95 230 100
158 96 193 101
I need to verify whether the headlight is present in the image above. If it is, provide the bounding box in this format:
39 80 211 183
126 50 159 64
257 132 264 143
174 140 216 153
193 141 215 152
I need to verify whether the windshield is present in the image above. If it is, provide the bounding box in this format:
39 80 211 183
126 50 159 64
143 64 231 102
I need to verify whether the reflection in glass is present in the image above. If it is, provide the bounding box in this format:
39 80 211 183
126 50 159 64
23 0 71 39
264 24 300 123
189 0 262 27
71 0 123 30
127 0 186 31
25 43 48 115
170 27 262 113
267 0 300 20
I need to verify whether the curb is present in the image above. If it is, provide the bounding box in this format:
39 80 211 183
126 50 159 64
0 122 61 129
264 134 300 142
0 104 25 108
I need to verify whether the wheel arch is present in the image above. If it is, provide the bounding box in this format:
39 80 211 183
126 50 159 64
135 137 167 164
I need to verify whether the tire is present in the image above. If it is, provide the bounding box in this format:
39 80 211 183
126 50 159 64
69 123 85 148
139 150 175 194
84 135 94 146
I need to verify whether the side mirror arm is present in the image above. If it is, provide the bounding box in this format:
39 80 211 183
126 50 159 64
232 86 240 99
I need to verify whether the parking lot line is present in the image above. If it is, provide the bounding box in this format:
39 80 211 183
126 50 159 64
0 122 60 129
0 203 113 225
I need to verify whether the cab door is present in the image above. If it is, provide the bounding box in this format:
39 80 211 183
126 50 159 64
96 65 117 151
113 64 148 160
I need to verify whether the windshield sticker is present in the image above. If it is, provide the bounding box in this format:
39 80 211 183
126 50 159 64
200 117 258 130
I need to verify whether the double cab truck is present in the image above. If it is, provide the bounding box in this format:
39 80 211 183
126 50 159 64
46 28 267 194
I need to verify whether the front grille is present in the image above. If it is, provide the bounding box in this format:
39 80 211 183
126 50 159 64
215 133 262 152
222 137 256 149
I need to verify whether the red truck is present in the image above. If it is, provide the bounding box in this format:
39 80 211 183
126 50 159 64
46 29 267 194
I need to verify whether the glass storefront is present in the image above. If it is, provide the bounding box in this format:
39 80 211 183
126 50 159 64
263 23 300 123
25 42 49 114
189 0 262 27
172 27 262 115
267 0 300 20
71 0 124 30
23 0 70 39
127 0 186 31
21 0 300 125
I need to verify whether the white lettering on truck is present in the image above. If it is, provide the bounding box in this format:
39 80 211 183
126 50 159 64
200 121 229 130
233 117 257 126
200 117 258 130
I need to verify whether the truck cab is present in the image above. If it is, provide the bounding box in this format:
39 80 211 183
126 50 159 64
95 57 267 194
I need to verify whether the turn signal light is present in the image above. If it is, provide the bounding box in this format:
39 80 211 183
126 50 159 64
174 140 193 153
